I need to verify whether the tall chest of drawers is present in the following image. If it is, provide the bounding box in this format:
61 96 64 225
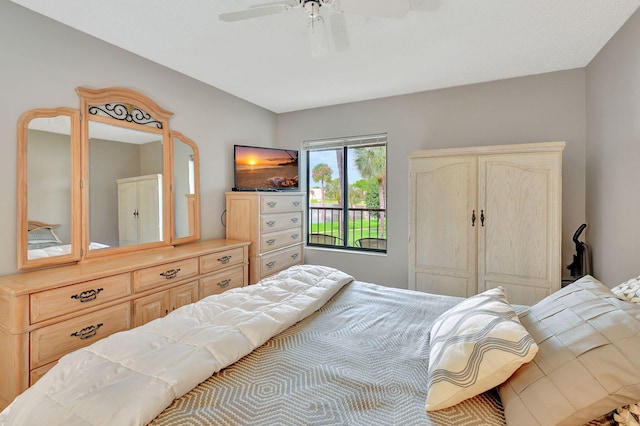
0 238 249 410
226 192 304 284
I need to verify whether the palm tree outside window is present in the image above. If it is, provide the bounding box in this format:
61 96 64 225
305 134 387 252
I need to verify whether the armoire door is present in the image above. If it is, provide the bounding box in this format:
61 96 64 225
136 176 162 244
409 155 478 297
117 175 162 247
118 181 139 247
409 142 564 304
477 152 562 305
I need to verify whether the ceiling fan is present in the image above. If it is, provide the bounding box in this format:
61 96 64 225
219 0 434 57
219 0 416 23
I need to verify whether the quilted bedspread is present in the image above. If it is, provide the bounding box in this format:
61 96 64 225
0 265 354 426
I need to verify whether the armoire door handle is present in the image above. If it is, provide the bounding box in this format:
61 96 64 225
480 209 485 227
471 210 476 227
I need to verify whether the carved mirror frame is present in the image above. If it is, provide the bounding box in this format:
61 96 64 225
170 131 201 245
17 87 201 270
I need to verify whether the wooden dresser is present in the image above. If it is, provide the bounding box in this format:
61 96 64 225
226 192 304 284
0 238 249 410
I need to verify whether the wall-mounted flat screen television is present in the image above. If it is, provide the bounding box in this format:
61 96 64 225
233 145 299 191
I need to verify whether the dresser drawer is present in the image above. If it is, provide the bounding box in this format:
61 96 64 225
259 244 303 279
30 302 131 369
134 258 199 293
30 361 56 385
30 273 132 323
200 247 245 274
200 265 245 298
260 194 304 213
260 227 302 253
260 211 302 233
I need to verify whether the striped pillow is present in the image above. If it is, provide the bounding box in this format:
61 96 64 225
425 287 538 411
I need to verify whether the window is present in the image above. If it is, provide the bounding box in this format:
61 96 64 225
305 134 387 252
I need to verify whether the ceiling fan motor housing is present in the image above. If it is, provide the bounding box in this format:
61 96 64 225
302 0 321 18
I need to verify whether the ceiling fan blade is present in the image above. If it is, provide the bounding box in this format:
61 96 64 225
329 12 350 53
308 17 329 58
219 4 292 22
338 0 411 18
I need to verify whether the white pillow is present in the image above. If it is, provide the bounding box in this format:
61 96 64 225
611 275 640 306
425 287 538 411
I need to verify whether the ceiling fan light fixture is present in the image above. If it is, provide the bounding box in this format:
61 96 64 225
303 0 321 19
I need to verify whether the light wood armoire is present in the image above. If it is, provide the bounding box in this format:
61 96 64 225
408 142 565 306
117 174 163 246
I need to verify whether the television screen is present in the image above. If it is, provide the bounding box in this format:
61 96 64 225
233 145 299 191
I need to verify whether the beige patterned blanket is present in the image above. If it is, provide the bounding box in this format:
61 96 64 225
151 281 507 425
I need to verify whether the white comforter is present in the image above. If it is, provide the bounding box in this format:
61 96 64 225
28 242 109 259
0 265 353 426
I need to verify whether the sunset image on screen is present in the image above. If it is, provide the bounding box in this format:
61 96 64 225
234 146 298 189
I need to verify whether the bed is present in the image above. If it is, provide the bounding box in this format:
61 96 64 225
27 220 109 259
0 265 639 426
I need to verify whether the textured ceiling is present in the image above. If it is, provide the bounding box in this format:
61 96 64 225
10 0 640 113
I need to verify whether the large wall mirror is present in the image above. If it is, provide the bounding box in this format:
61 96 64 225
171 131 200 244
17 108 81 269
86 121 165 251
17 87 201 270
78 87 172 258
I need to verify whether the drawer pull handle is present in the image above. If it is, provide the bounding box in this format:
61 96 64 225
266 261 276 269
70 288 104 303
71 323 103 340
292 201 300 207
160 268 181 279
266 220 276 227
291 253 299 260
217 279 231 289
266 201 277 208
291 217 299 223
218 255 232 264
291 234 299 239
266 239 276 246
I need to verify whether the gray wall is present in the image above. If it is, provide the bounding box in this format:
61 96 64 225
88 138 143 248
27 130 72 243
586 8 640 285
0 1 277 274
278 71 587 288
7 1 638 288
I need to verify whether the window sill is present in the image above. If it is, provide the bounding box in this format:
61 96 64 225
305 245 387 257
